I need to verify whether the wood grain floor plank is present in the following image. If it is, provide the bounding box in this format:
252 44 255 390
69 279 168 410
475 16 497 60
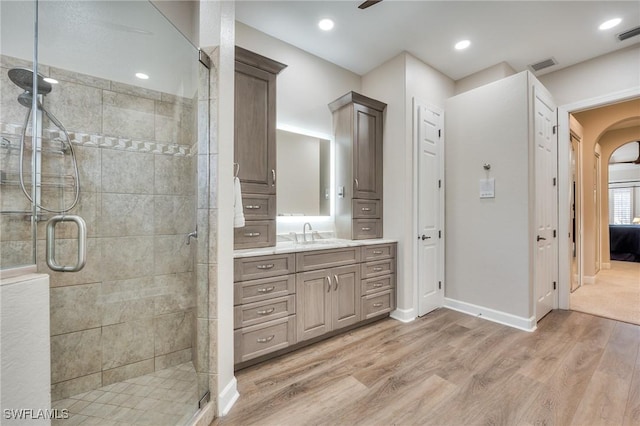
623 344 640 426
515 341 605 426
213 309 640 426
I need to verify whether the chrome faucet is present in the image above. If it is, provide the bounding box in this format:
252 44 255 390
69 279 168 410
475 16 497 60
303 222 312 242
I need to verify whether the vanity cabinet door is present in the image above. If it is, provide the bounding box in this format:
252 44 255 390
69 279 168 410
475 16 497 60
331 264 361 331
353 103 383 200
296 270 332 342
235 61 276 195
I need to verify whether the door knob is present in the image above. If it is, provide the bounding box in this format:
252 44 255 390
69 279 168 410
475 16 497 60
421 235 431 240
537 236 546 241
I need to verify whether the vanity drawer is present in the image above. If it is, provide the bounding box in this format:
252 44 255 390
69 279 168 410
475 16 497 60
234 295 296 329
361 274 395 296
352 219 382 240
234 253 295 282
362 243 396 262
234 315 296 363
361 290 395 320
296 247 361 272
234 274 295 305
234 220 276 250
242 195 275 220
361 258 395 279
352 199 381 219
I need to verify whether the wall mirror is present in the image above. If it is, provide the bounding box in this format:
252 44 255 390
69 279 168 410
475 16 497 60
276 127 332 217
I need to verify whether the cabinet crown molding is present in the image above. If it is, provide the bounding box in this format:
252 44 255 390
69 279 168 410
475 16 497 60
235 46 288 75
328 91 387 113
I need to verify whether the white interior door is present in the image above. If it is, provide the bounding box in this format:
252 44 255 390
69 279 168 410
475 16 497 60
415 100 444 317
534 87 558 321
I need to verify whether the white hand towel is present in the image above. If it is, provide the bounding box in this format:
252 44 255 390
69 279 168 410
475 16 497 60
234 177 245 228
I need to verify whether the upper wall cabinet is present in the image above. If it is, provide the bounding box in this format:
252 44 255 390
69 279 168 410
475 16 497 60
234 47 287 249
329 92 386 240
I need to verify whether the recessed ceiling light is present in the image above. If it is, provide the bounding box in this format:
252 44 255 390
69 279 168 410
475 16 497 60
43 77 58 84
135 72 149 80
599 18 622 30
455 40 471 50
318 18 334 31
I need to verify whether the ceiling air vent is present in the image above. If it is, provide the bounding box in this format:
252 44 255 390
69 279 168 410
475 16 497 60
529 58 557 73
617 26 640 41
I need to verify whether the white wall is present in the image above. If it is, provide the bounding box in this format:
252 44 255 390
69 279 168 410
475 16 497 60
236 22 361 137
151 0 199 45
362 52 454 320
444 72 532 320
454 62 516 95
538 45 640 106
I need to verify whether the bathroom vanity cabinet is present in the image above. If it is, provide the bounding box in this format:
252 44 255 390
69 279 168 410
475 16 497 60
329 92 386 240
233 242 396 367
234 47 287 249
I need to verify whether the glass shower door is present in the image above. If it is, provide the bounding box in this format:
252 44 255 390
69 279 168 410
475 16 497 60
18 1 208 424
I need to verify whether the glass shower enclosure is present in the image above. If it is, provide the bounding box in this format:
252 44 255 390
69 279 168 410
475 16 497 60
1 1 209 424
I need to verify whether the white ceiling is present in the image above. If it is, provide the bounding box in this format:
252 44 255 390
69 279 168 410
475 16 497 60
235 0 640 80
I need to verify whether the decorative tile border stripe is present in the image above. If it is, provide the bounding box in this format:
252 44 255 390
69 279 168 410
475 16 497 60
1 123 196 157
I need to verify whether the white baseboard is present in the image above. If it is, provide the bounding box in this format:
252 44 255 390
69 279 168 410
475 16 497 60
583 275 596 284
218 377 239 417
601 262 611 270
390 307 416 323
444 298 536 332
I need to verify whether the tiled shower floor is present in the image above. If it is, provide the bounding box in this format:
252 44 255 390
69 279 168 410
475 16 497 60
52 362 199 426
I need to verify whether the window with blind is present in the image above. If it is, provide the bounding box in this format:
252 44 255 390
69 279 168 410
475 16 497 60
609 187 633 224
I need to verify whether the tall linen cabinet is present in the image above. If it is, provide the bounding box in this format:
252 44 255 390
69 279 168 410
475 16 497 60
234 46 287 249
444 71 558 328
329 92 387 240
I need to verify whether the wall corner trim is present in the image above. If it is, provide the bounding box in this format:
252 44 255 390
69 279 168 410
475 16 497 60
443 298 536 332
219 377 240 417
390 308 416 323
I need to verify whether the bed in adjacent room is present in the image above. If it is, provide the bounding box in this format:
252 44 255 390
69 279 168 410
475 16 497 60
609 224 640 262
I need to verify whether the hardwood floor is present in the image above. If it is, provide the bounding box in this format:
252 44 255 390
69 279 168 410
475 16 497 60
212 309 640 426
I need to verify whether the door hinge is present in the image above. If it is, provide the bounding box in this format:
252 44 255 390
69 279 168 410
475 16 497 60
553 281 557 290
439 281 442 290
438 230 442 239
438 179 442 188
438 129 442 138
553 229 557 238
553 177 557 186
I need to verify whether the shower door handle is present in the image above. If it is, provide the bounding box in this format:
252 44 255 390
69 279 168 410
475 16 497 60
46 215 87 272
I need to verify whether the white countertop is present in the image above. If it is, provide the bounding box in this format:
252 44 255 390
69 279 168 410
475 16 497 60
233 238 397 258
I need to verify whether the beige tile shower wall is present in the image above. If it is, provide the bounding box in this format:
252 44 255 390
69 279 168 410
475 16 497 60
0 55 198 400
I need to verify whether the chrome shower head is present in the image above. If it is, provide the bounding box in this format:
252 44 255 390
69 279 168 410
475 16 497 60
8 67 52 95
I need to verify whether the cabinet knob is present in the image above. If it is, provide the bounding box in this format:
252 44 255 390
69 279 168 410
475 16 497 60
372 250 383 255
361 227 372 231
257 286 275 293
271 169 276 186
373 267 384 272
361 207 371 212
373 302 383 308
245 205 261 210
245 232 261 237
257 307 275 315
326 276 331 293
354 178 359 190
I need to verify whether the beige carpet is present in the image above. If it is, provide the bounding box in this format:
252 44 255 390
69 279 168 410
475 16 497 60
570 260 640 325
